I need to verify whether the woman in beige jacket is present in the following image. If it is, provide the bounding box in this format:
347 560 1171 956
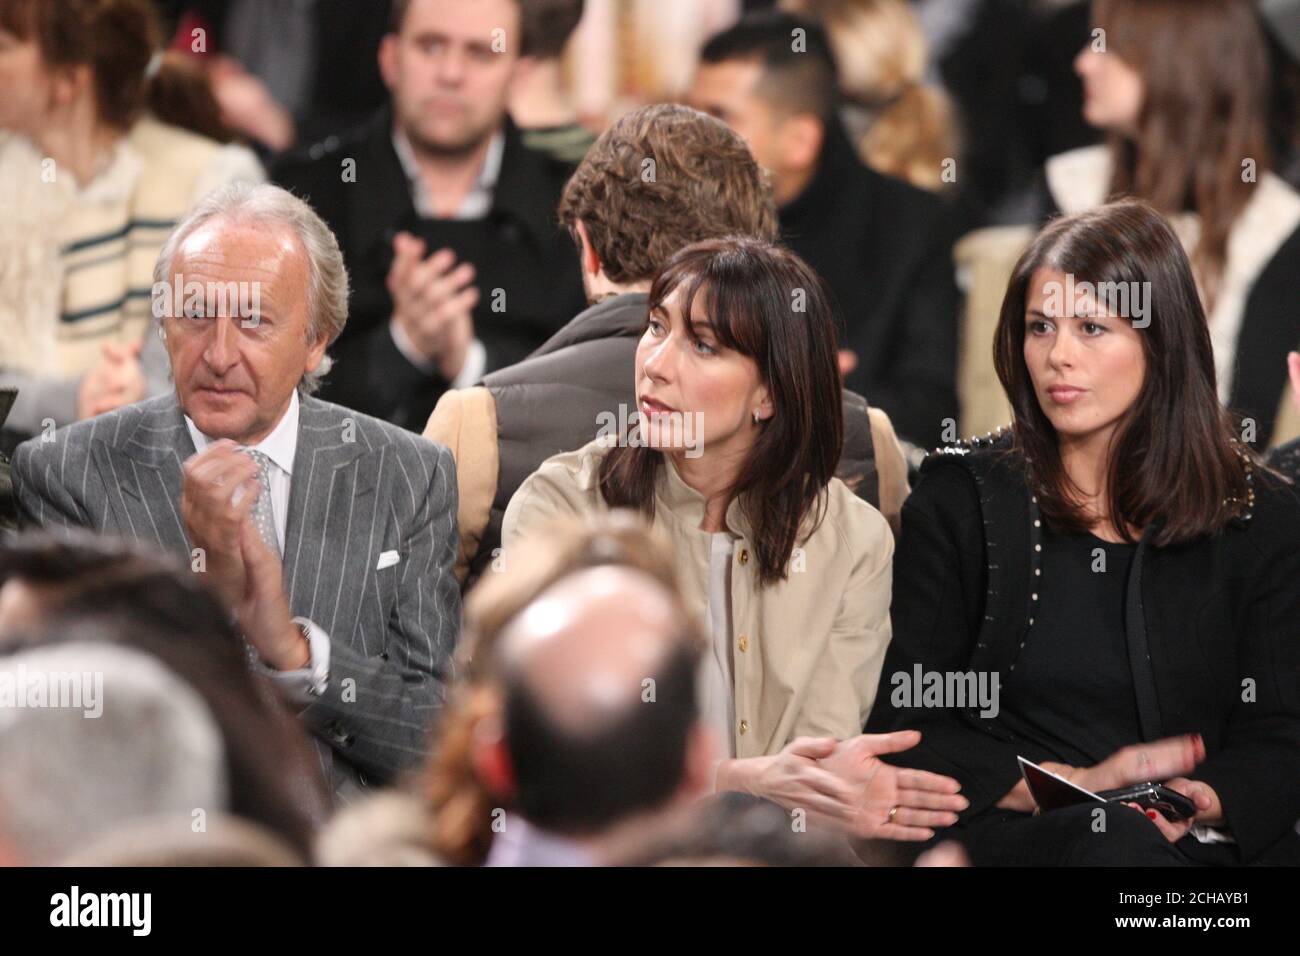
504 237 966 840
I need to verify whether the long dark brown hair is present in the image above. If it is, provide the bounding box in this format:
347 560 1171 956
598 237 844 585
994 199 1253 547
1092 0 1271 311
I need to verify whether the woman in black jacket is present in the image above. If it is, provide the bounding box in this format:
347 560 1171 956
868 199 1300 865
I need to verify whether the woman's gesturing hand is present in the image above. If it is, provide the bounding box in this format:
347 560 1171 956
717 731 968 842
819 731 968 840
718 736 864 826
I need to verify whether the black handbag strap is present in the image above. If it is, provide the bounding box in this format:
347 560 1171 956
1124 526 1165 741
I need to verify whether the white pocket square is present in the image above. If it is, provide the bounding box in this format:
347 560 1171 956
376 550 401 570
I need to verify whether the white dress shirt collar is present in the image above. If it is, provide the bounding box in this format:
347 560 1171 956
184 389 299 476
483 817 595 867
391 125 505 220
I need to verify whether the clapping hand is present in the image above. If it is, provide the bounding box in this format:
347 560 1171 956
387 232 477 381
181 442 307 670
181 441 260 607
236 507 308 671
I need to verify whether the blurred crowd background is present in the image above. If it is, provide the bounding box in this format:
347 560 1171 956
151 0 1300 221
0 0 1298 869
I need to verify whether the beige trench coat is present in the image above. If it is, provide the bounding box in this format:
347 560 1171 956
502 437 893 758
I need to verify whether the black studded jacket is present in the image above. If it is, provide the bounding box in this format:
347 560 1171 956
866 433 1300 862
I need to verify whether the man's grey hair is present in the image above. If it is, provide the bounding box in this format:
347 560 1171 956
0 642 228 864
152 182 350 395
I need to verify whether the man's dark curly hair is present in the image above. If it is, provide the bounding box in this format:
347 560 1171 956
557 103 778 285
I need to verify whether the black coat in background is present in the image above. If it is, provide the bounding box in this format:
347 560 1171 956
779 119 960 450
272 109 585 431
866 436 1300 864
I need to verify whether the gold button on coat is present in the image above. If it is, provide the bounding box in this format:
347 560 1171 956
738 720 749 734
738 634 749 652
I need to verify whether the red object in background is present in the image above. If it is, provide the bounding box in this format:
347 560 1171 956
169 11 215 60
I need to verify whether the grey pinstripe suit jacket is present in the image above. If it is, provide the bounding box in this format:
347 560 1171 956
11 393 461 801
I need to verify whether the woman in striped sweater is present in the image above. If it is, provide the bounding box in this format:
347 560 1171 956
0 0 263 451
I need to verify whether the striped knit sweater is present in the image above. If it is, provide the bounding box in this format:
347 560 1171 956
0 116 263 435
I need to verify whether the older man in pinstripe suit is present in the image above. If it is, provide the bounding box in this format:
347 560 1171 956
11 184 461 803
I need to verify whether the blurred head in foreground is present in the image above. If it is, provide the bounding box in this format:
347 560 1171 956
422 512 696 865
477 564 710 864
0 532 329 857
0 641 225 864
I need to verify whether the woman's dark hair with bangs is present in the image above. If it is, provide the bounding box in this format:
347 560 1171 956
598 236 843 585
993 199 1254 546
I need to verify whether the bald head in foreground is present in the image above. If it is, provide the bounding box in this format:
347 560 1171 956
477 566 714 866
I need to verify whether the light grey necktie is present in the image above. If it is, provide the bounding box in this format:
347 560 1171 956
243 449 282 561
